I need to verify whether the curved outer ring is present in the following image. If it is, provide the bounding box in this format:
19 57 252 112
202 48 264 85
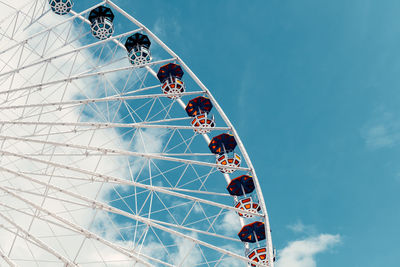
103 0 274 265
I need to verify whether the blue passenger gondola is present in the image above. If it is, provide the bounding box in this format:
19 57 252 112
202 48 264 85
48 0 73 15
88 6 115 40
125 33 151 51
125 33 151 66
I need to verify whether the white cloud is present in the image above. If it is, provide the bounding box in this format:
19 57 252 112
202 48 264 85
0 0 166 265
276 234 340 267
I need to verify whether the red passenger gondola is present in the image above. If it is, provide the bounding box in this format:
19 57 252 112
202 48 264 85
247 247 269 267
157 63 184 83
157 63 185 98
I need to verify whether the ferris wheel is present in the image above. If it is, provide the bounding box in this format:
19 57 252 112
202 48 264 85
0 0 275 266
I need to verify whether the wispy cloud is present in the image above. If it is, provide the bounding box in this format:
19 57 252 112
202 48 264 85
287 220 316 234
152 16 182 42
276 233 340 267
363 124 399 148
361 108 400 149
215 211 242 235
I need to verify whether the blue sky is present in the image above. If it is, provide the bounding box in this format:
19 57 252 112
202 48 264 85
79 0 399 266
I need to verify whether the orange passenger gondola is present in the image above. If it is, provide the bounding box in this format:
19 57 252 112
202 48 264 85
185 96 213 117
238 221 266 243
227 175 255 196
208 133 237 155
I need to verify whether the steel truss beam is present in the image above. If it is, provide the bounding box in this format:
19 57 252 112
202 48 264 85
0 135 250 172
0 150 261 218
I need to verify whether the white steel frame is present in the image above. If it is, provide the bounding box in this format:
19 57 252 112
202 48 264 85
0 0 274 266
